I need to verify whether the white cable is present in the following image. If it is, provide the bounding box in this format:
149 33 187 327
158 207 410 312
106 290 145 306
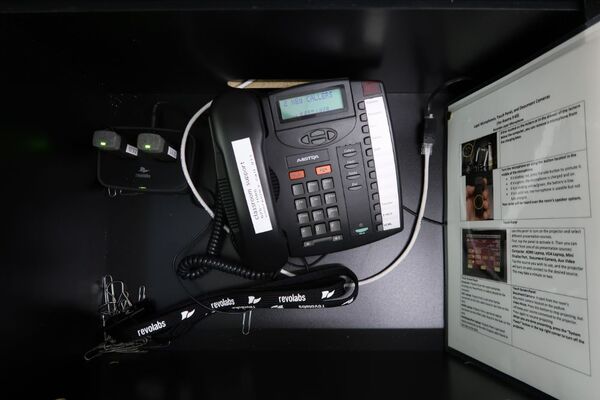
180 80 431 282
358 144 432 286
180 79 255 218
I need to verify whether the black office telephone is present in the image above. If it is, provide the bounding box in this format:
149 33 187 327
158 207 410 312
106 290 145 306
209 79 403 272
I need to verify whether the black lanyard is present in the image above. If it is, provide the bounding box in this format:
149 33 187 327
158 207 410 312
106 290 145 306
107 264 358 342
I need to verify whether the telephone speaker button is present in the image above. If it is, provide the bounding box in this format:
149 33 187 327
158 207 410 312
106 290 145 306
309 195 322 207
327 207 339 219
314 223 327 236
354 227 369 235
357 101 365 110
365 148 373 157
301 135 310 145
362 125 369 134
344 162 359 169
312 209 325 222
292 183 305 196
300 226 313 238
359 113 367 122
329 220 341 232
297 212 310 224
348 185 363 191
364 137 371 145
315 165 332 175
295 198 308 210
310 129 326 138
307 181 319 193
289 170 305 180
321 177 334 190
324 192 337 204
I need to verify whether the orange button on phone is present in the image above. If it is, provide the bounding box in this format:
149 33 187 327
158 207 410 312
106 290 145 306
315 164 332 175
289 170 305 180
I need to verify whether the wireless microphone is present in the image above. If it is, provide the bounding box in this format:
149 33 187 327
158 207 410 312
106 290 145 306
93 130 138 158
137 133 178 161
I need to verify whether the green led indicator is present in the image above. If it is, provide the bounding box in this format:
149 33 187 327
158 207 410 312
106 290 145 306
144 144 151 149
100 141 107 146
139 186 147 190
354 227 369 235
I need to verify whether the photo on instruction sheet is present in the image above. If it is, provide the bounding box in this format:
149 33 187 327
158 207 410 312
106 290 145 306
462 133 497 221
462 229 507 282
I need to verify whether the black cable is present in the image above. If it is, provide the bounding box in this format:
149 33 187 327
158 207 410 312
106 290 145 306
425 76 471 116
286 254 327 270
402 206 445 226
176 192 278 281
171 220 216 314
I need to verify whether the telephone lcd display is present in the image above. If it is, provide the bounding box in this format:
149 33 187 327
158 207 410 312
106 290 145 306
278 87 344 120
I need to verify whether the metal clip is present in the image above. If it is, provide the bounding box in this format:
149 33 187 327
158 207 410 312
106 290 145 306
242 311 252 336
107 187 119 198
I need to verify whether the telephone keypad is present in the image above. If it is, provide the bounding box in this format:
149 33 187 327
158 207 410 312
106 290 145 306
292 183 305 196
321 177 334 190
309 195 322 207
314 223 327 235
295 198 307 210
297 212 310 224
324 192 337 204
289 165 344 247
312 209 325 221
307 181 319 193
300 226 312 238
327 206 339 218
329 220 341 232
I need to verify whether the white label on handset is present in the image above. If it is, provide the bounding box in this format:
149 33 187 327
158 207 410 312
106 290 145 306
365 96 401 230
125 144 138 156
167 146 178 159
231 137 273 234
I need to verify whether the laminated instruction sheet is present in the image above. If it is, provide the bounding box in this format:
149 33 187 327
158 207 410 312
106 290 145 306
446 21 600 400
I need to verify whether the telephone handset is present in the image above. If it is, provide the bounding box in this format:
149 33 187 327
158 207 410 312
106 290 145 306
210 79 403 272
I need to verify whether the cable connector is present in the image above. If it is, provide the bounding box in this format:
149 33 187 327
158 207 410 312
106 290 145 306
422 113 437 148
421 142 433 156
